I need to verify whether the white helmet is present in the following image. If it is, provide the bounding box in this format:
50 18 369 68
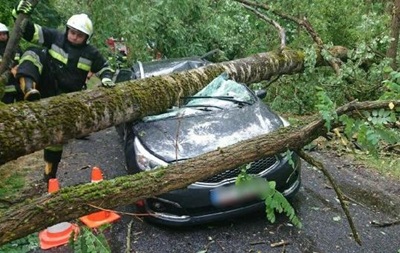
0 23 9 33
66 14 93 42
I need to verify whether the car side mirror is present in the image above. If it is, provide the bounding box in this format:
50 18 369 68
254 89 267 99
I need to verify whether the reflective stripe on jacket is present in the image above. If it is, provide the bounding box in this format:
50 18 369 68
21 21 113 92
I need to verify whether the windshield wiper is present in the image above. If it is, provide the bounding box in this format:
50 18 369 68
216 96 253 105
183 104 223 110
182 96 252 105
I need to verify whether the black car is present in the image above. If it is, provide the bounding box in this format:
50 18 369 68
116 58 301 226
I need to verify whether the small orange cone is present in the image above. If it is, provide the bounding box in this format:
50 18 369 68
39 178 80 249
79 167 121 228
48 178 60 193
91 166 103 183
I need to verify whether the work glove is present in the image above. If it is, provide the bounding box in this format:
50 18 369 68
16 0 33 14
12 0 33 17
101 77 115 88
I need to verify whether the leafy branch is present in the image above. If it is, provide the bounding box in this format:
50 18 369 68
236 165 302 228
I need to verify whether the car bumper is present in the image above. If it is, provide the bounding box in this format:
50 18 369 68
136 155 301 226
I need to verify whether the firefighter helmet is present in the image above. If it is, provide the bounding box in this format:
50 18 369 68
0 23 9 33
66 14 93 43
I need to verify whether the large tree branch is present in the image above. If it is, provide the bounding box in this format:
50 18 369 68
0 99 397 245
0 49 305 165
234 0 344 74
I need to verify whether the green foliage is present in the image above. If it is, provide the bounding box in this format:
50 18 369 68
339 107 399 157
236 164 302 228
0 171 25 197
48 0 276 62
0 1 15 27
0 233 38 253
0 223 112 252
261 1 392 115
263 181 302 228
381 69 400 100
71 225 111 253
338 68 400 156
284 150 296 169
315 87 337 131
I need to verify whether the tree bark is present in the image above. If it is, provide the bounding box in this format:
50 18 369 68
0 49 305 165
0 99 398 245
387 0 400 70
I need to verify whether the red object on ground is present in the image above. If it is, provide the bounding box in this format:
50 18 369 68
39 222 80 250
79 167 121 228
39 179 79 249
48 178 60 193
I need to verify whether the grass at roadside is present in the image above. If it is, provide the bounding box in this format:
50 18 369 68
286 114 400 181
352 152 400 180
0 151 43 214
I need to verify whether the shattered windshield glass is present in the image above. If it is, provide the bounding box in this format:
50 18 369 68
143 73 255 122
185 73 256 107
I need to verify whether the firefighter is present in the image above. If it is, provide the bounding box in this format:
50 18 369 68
0 22 22 104
12 0 116 183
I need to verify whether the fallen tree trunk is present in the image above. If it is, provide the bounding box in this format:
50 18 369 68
0 49 305 165
0 99 398 245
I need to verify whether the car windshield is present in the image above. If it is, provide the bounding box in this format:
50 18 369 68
143 73 256 122
183 73 256 107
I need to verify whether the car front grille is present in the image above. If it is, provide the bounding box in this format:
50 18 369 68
200 156 278 183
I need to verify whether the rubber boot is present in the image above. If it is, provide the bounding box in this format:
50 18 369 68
43 161 59 183
43 147 63 184
19 77 41 101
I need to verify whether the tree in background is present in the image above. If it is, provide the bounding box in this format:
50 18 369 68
4 0 398 113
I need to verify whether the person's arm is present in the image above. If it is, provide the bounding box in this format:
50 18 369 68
92 50 115 87
12 0 58 47
12 0 35 40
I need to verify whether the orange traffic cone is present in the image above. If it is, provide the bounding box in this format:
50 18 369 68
48 178 60 193
39 179 80 250
90 166 103 183
79 167 121 228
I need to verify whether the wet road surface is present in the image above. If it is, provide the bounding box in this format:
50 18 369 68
32 128 400 253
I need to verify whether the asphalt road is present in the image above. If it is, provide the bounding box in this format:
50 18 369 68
32 128 400 253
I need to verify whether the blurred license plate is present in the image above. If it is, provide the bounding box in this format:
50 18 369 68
210 181 266 207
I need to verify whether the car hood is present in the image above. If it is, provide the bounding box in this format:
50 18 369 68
133 104 284 162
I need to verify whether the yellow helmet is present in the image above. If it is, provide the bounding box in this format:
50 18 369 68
66 14 93 43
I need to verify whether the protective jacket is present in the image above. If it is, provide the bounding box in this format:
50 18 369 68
0 41 22 66
1 41 22 103
17 20 113 94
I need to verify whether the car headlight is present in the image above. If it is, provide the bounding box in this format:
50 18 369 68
134 137 168 171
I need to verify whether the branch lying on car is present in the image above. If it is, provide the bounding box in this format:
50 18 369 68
0 99 398 246
0 48 353 166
